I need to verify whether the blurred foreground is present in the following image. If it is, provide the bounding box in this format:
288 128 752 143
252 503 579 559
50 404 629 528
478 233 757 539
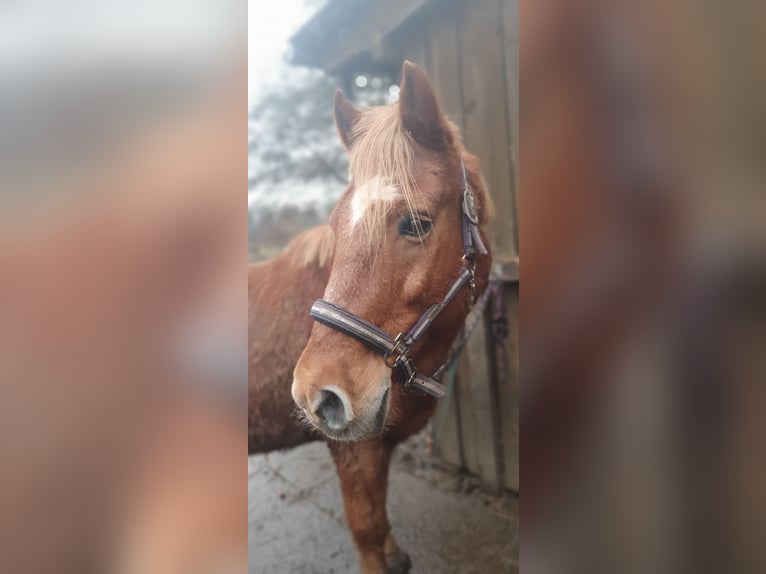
521 0 766 572
0 1 246 572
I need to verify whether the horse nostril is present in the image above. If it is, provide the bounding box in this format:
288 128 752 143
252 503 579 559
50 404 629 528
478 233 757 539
313 388 348 430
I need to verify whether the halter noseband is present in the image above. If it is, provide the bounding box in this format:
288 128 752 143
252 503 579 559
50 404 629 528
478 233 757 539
309 160 488 398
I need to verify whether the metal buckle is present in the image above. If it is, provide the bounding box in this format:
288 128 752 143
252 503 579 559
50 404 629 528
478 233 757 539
398 354 417 390
384 333 408 369
461 257 477 305
463 187 479 225
384 333 418 390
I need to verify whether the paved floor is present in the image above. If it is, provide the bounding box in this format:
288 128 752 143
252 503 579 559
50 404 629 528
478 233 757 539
249 436 518 573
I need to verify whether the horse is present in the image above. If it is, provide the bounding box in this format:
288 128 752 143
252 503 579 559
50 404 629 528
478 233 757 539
248 60 493 574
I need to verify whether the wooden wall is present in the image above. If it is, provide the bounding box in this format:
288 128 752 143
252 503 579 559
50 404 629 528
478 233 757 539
377 0 518 493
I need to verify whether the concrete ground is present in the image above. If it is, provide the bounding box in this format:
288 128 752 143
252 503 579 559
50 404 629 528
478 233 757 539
249 435 518 573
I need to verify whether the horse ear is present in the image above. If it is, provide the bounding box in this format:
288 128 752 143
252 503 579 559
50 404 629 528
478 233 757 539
333 89 361 150
398 60 450 149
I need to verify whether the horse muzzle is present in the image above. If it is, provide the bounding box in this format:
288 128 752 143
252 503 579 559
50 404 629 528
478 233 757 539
292 378 391 441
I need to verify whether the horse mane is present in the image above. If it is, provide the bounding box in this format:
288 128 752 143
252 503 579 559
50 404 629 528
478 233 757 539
285 224 335 268
348 105 420 246
348 104 492 248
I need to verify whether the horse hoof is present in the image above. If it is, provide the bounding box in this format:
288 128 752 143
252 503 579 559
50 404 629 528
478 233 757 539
385 548 412 574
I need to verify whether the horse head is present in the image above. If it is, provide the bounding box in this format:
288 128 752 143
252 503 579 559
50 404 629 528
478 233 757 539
292 61 492 441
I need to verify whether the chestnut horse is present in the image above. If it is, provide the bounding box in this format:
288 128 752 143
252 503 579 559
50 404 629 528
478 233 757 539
248 61 492 573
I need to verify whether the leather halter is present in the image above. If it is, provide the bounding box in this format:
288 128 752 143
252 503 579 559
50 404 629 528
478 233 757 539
309 160 488 398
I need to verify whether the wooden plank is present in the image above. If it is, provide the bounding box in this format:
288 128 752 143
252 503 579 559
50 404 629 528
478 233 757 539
502 0 519 252
450 0 516 493
427 2 466 133
496 283 519 492
405 33 429 71
458 0 518 262
432 367 464 469
499 0 519 492
455 310 503 492
454 340 480 475
426 4 470 470
381 11 430 73
497 258 519 282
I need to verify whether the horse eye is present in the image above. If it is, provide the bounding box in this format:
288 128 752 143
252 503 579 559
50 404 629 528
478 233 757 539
398 213 432 238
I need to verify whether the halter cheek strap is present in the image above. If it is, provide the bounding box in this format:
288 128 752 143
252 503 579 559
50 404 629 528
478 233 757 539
460 159 488 262
309 160 487 399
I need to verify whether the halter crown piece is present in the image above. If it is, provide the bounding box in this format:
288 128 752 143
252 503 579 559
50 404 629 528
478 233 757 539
309 160 488 398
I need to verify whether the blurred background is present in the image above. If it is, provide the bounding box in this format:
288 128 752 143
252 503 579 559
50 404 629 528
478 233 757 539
521 0 766 572
248 0 398 261
0 1 246 572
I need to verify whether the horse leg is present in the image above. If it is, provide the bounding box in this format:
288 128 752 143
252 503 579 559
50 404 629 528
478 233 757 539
328 440 411 574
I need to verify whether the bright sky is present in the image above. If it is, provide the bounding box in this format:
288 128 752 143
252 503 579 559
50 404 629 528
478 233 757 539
248 0 319 103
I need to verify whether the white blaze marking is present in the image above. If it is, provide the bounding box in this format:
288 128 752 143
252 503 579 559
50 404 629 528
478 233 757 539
351 177 399 226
